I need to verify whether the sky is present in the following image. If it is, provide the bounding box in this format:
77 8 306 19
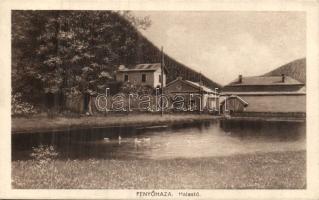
132 11 306 85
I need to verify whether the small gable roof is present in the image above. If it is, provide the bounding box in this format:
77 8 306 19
220 95 249 106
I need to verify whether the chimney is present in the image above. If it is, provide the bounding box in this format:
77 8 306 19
281 74 285 83
238 75 242 83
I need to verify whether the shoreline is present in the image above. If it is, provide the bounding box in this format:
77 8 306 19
224 116 306 122
12 113 220 134
12 113 306 134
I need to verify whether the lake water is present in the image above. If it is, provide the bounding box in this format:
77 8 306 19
12 119 306 161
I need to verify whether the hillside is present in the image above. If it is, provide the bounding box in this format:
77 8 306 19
125 34 221 89
263 58 306 84
122 28 221 89
12 10 221 105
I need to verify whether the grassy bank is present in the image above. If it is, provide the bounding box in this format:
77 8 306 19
12 113 219 134
12 150 306 189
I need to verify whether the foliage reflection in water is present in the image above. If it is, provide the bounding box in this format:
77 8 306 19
12 120 306 161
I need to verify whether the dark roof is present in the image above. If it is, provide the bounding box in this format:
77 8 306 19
118 63 167 73
226 75 304 87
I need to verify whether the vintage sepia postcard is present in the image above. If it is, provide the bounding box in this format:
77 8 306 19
0 0 319 199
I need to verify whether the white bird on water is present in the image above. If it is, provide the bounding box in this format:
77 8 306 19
118 135 122 145
134 137 151 145
142 137 151 142
134 138 142 144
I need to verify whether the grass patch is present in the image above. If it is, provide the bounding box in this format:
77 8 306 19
12 150 306 189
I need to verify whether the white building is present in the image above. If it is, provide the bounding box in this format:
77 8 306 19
116 63 167 88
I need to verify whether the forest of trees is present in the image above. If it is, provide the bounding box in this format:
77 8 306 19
12 10 220 114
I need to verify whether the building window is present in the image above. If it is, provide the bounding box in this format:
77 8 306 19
124 74 128 82
142 74 146 82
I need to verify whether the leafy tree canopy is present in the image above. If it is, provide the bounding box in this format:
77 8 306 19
12 10 151 104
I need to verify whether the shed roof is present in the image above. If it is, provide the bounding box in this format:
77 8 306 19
165 78 218 94
185 80 217 94
220 95 249 106
226 75 304 87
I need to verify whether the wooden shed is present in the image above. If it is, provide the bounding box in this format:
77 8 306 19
164 77 219 111
220 95 248 114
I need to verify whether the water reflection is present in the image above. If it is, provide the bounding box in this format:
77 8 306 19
12 119 306 160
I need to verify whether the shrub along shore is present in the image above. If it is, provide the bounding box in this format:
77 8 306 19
12 150 306 189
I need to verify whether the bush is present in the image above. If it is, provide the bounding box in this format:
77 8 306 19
11 92 39 116
119 82 154 95
30 145 59 166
